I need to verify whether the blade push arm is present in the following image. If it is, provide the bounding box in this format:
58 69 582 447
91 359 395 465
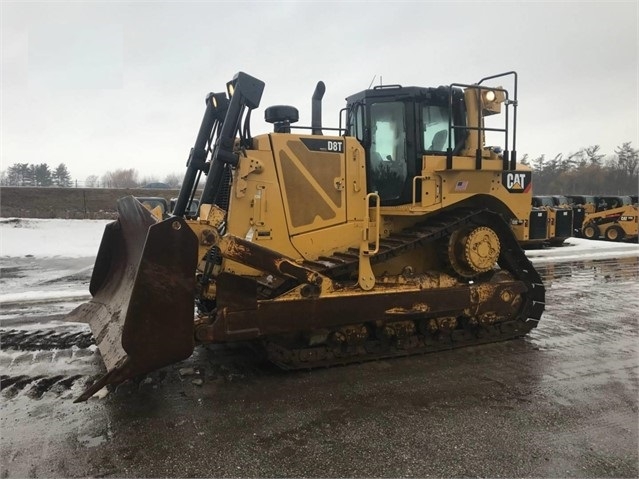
200 72 265 207
173 92 229 217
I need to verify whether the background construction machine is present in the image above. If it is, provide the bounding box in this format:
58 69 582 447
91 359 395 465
524 204 550 248
595 195 633 212
565 195 596 236
530 195 574 246
580 197 638 241
68 71 545 401
169 197 200 219
552 195 583 239
134 196 170 220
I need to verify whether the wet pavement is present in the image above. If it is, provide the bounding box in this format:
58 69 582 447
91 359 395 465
1 257 638 477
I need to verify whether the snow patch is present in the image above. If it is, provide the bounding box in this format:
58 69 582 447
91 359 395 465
526 237 639 263
0 289 91 305
1 218 111 258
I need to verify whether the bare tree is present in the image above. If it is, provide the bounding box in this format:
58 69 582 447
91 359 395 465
609 142 639 194
614 142 639 177
85 175 99 188
102 168 139 188
164 173 182 188
584 145 605 166
139 175 160 186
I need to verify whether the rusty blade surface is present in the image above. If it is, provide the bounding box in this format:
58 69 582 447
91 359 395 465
66 196 199 401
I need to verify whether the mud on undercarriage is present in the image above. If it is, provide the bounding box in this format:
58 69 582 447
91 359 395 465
198 209 545 370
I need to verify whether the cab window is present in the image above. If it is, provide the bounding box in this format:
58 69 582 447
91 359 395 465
348 103 364 141
369 101 407 201
423 105 451 152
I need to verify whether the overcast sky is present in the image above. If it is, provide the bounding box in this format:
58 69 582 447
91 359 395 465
1 1 637 183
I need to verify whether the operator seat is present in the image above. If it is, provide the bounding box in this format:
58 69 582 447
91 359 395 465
429 130 448 151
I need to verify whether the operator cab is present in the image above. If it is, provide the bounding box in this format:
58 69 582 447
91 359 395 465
595 195 632 211
566 195 595 207
346 85 467 206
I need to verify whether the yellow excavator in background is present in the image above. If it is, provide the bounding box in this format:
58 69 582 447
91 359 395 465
68 71 545 401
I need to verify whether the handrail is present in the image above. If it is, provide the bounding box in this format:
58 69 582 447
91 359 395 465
446 71 518 171
362 192 381 255
412 175 427 208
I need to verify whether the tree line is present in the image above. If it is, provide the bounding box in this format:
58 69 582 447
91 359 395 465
94 169 182 189
522 142 638 195
1 165 182 189
1 142 637 194
1 163 72 187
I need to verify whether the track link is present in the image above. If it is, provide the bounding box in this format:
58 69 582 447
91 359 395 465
1 329 95 351
266 319 534 369
1 374 87 399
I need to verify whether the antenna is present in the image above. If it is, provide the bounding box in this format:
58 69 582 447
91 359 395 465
367 75 376 89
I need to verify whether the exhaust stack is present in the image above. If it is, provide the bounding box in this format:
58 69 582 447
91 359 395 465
311 81 325 135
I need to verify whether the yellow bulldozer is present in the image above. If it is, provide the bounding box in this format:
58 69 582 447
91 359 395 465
68 71 545 401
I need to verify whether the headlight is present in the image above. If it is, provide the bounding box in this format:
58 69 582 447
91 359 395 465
206 92 230 119
480 88 505 116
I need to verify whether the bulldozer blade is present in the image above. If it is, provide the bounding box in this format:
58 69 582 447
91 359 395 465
67 196 198 402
